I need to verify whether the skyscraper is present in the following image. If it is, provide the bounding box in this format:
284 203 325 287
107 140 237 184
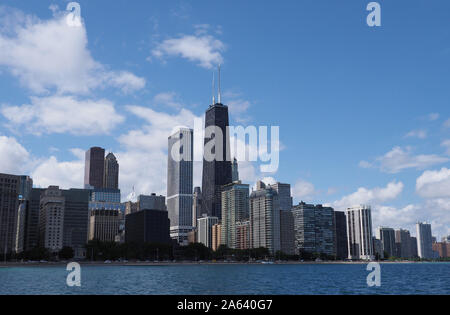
201 69 232 219
376 227 396 258
84 147 105 189
249 183 281 254
346 205 374 260
39 186 65 252
103 153 119 189
220 181 249 249
416 222 433 259
334 211 348 260
138 194 166 211
167 128 194 245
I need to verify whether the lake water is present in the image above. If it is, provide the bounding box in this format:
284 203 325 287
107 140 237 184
0 263 449 295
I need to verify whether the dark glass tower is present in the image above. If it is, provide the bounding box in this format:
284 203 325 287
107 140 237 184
103 152 119 189
201 102 232 219
84 147 105 189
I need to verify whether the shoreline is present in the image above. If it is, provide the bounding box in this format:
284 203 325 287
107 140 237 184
1 260 447 268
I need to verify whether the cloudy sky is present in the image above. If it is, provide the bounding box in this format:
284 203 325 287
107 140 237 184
0 1 449 238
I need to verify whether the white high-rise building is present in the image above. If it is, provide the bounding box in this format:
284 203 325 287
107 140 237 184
346 205 374 260
167 128 194 245
197 215 219 249
249 181 281 254
416 222 433 259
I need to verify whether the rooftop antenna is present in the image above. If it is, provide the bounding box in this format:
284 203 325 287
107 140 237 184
218 64 222 104
212 72 216 105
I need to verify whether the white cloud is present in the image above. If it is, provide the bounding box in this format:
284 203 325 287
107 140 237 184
292 179 316 201
153 92 182 109
377 146 448 173
152 33 225 69
444 119 450 129
332 181 404 210
427 113 440 121
0 135 30 174
0 7 145 94
1 96 124 135
405 129 427 139
31 155 84 189
416 168 450 199
359 160 373 169
441 140 450 155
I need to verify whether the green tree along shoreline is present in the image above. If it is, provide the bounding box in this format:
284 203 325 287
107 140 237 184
4 241 450 262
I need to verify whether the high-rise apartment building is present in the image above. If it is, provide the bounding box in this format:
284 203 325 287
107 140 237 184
84 147 105 189
292 202 335 257
103 153 119 189
14 175 33 253
416 222 433 259
221 181 249 249
334 211 348 260
197 215 219 249
249 182 280 254
346 205 374 260
376 227 396 258
167 128 194 245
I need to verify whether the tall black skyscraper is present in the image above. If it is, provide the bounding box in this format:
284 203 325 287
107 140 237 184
103 152 119 189
84 147 105 189
201 68 232 219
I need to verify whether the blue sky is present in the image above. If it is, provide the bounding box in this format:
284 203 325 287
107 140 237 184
0 0 449 238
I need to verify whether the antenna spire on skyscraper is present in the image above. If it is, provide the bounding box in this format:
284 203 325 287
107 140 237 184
212 72 216 105
218 64 222 104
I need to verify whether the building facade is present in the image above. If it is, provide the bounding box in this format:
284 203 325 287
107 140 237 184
89 209 121 242
138 194 166 211
346 205 374 260
167 128 194 245
125 209 171 244
395 229 413 258
212 223 222 251
236 220 251 250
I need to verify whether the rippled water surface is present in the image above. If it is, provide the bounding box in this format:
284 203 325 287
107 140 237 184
0 263 449 295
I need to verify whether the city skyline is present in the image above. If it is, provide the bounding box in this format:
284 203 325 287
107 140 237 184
0 1 449 239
